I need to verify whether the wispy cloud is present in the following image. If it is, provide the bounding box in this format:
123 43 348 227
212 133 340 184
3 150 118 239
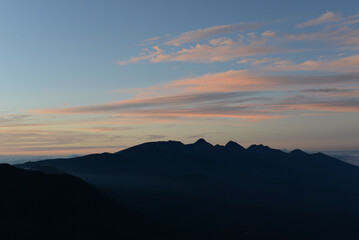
143 135 167 140
0 114 31 123
142 36 160 43
161 71 359 93
119 11 359 66
261 30 277 38
289 12 359 48
298 11 342 28
274 96 359 112
238 57 292 65
286 28 359 47
32 68 359 123
302 88 359 97
118 46 163 65
120 37 281 64
165 22 262 46
152 40 281 63
266 54 359 72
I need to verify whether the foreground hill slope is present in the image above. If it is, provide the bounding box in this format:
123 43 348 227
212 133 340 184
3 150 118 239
0 164 161 240
18 139 359 239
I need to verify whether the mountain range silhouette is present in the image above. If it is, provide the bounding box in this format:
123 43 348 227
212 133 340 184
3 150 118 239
14 139 359 239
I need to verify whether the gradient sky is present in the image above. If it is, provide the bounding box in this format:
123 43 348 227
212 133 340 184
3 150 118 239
1 0 359 156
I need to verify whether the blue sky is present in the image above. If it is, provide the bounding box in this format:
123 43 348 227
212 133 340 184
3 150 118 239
1 0 359 155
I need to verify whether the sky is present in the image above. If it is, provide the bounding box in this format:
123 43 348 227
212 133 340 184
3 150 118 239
1 0 359 156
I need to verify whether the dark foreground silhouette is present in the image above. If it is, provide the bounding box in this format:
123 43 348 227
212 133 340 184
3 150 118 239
0 164 164 240
17 139 359 239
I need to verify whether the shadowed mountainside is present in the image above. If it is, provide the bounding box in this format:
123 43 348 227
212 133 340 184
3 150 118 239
17 139 359 239
0 164 164 240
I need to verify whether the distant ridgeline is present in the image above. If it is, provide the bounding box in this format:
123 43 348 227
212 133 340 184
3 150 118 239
16 139 359 240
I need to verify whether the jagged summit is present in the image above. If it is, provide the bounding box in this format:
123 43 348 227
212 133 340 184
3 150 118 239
247 144 271 151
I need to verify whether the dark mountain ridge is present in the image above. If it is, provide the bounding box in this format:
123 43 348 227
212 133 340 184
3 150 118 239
16 139 359 239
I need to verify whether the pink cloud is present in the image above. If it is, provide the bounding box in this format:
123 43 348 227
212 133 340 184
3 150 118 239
165 22 262 46
118 46 163 65
151 41 281 63
32 68 359 124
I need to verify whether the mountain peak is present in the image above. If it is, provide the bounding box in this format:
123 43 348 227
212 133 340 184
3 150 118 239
194 138 211 145
188 138 213 149
225 141 245 150
290 149 308 156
